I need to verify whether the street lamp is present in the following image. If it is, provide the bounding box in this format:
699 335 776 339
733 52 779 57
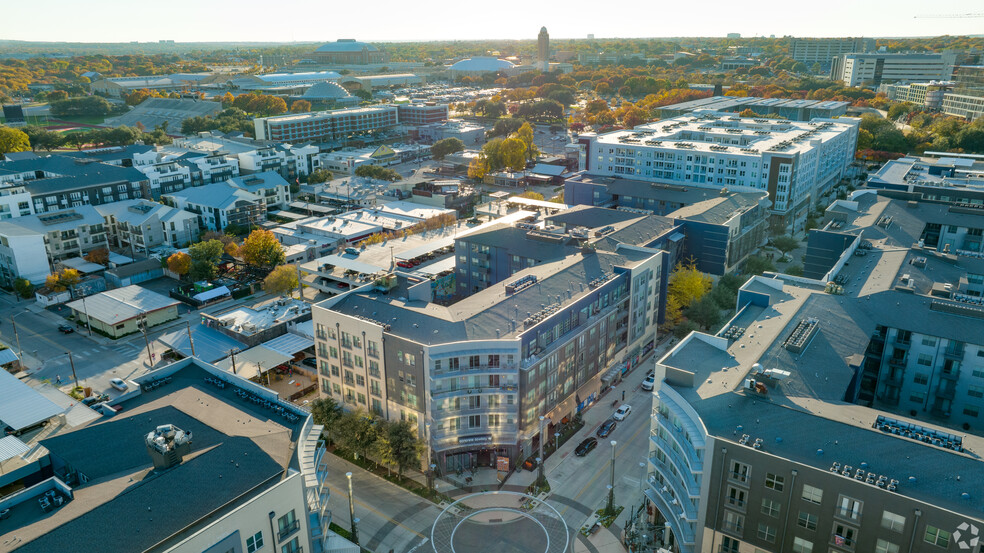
346 472 358 545
10 308 30 362
607 440 617 515
537 415 546 487
425 422 434 493
554 431 560 452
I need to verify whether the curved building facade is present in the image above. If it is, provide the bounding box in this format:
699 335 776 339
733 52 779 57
309 39 387 65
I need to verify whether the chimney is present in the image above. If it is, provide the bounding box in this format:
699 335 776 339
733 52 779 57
145 424 193 470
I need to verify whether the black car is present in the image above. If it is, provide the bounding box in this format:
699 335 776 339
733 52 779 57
596 419 617 438
301 357 318 368
574 437 598 457
57 324 74 334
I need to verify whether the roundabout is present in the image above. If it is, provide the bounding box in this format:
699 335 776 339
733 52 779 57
431 491 571 553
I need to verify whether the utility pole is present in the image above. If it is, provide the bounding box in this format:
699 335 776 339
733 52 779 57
10 315 22 361
230 349 237 374
186 321 196 357
425 422 434 493
66 351 78 388
537 415 546 488
80 295 92 336
139 316 153 367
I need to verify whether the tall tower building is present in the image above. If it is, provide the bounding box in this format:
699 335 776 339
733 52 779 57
537 26 549 71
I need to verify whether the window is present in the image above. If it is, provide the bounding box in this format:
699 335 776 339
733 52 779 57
726 486 746 508
765 473 784 492
723 510 744 534
761 498 781 517
922 336 937 346
792 537 813 553
832 523 857 550
721 536 740 553
281 537 301 553
964 405 980 417
801 484 823 504
969 385 984 399
917 354 933 366
246 531 263 553
924 525 950 547
757 523 776 543
836 495 862 521
277 510 299 540
469 415 480 428
914 373 929 385
730 461 750 484
798 511 818 531
881 511 905 532
876 539 900 553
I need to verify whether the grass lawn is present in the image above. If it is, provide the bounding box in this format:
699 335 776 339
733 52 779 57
52 114 107 125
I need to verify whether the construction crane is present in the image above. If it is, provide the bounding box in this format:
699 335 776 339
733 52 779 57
914 13 984 18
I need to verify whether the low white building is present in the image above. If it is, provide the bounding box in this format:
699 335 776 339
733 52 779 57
319 143 431 175
228 171 292 211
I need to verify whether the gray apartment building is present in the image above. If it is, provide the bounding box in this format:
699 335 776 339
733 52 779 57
313 214 666 472
644 192 984 553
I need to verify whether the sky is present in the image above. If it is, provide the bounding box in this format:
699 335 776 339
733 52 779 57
3 0 982 43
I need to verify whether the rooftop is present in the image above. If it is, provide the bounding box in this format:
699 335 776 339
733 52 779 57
164 182 262 210
65 285 180 324
3 359 304 553
210 297 312 336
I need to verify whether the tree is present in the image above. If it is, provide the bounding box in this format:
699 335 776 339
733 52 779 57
220 92 235 106
290 99 312 113
14 278 34 299
430 137 465 161
337 410 380 463
686 296 722 330
0 126 30 155
744 255 776 275
772 235 800 261
387 420 422 480
126 90 150 106
467 156 489 181
667 261 713 310
83 247 109 265
188 239 224 281
47 90 69 102
22 126 63 152
310 397 343 446
499 137 526 171
49 96 114 117
263 264 299 296
167 251 192 276
44 268 81 292
372 423 395 476
307 168 333 184
518 191 545 201
224 240 240 257
514 122 538 161
354 164 402 181
240 229 285 268
352 89 372 101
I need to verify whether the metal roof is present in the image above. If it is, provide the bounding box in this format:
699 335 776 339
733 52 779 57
0 348 18 365
214 346 292 379
66 285 180 324
0 369 63 431
262 333 315 356
0 435 29 462
157 325 245 364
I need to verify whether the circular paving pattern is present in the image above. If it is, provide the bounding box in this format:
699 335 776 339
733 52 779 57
431 491 570 553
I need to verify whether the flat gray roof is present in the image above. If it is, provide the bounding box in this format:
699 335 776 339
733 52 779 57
66 285 180 324
0 368 64 431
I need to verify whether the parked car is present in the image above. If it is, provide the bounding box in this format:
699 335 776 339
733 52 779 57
57 324 74 334
614 404 632 421
109 378 128 392
301 358 317 368
344 247 359 255
396 261 413 269
642 374 656 391
597 419 617 438
574 437 598 457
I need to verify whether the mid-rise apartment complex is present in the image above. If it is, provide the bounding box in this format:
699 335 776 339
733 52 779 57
644 192 984 553
578 111 858 230
0 357 358 553
831 52 958 87
396 103 449 126
788 37 876 66
0 155 150 214
313 209 666 471
0 206 109 284
254 106 400 143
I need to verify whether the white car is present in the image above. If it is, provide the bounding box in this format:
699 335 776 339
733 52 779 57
613 404 632 421
109 378 129 392
642 374 656 391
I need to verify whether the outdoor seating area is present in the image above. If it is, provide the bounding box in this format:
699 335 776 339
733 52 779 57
202 375 301 424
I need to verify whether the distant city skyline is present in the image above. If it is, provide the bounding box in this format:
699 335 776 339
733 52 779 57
3 0 982 44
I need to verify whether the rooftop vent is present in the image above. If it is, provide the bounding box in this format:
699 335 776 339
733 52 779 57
145 424 193 470
784 318 820 353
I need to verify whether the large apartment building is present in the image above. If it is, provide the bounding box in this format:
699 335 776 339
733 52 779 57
254 106 399 143
0 357 358 553
312 213 666 471
788 37 876 67
0 155 150 214
578 111 858 230
831 52 958 87
0 206 109 284
644 192 984 553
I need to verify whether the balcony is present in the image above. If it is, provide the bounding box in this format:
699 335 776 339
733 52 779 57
430 385 518 400
432 364 518 381
650 431 703 474
893 338 911 350
887 357 907 369
278 519 300 541
940 368 961 381
935 383 956 400
882 369 905 387
944 345 965 360
644 484 696 545
649 452 700 499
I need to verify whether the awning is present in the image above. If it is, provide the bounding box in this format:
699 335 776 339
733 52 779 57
0 348 19 365
157 325 246 363
0 370 63 432
214 345 292 379
0 436 29 463
316 254 385 275
59 257 106 274
192 285 231 302
263 333 315 356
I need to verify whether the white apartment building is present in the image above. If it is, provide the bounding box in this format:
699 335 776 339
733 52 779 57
239 144 321 181
96 199 201 252
164 183 266 231
788 37 876 66
832 52 958 87
583 111 859 229
0 206 109 283
228 171 293 211
253 106 400 143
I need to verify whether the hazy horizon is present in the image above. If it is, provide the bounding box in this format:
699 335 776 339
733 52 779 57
3 0 982 44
